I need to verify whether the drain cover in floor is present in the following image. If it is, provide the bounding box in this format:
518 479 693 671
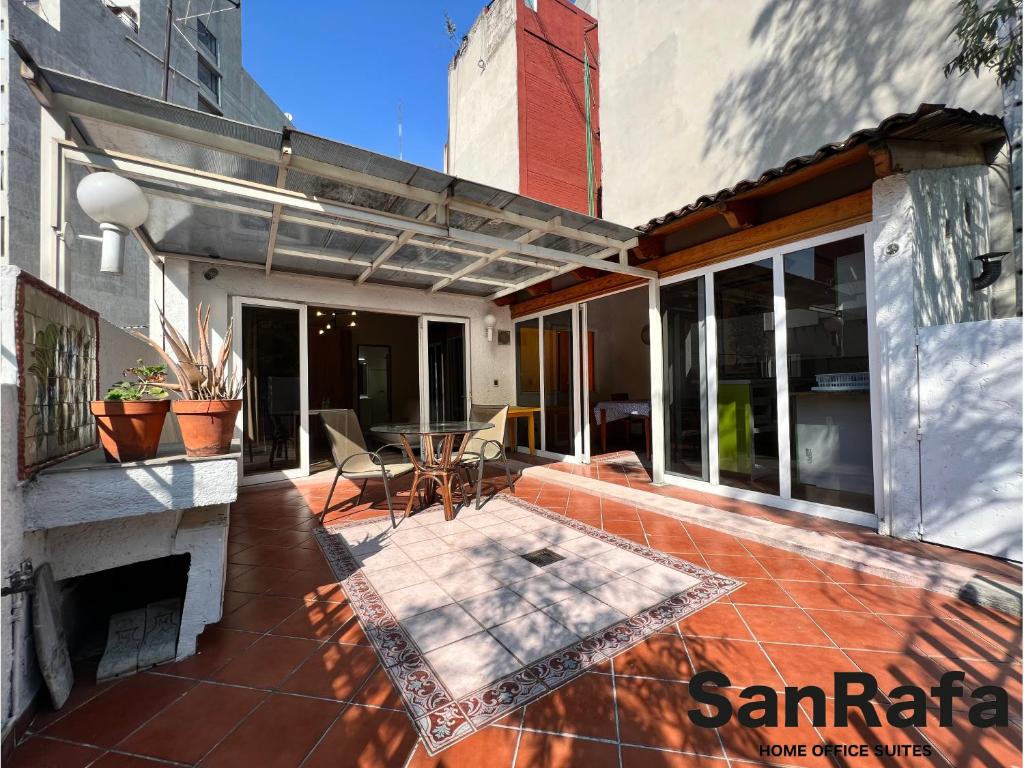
520 548 567 567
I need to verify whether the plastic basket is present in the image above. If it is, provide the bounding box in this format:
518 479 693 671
812 372 870 391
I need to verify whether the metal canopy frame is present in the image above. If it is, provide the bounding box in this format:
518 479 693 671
24 61 648 298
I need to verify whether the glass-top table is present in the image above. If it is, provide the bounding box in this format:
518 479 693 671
370 421 492 521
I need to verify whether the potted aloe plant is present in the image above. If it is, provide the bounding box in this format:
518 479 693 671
90 360 170 462
132 304 244 457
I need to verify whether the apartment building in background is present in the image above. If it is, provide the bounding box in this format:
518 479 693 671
3 0 290 329
447 0 599 215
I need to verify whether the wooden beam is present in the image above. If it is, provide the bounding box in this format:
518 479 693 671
648 144 872 239
510 190 872 318
713 199 758 230
652 189 872 277
869 142 894 178
511 272 643 317
634 234 664 261
525 279 554 296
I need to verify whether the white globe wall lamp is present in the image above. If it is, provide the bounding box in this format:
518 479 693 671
74 172 150 274
483 312 497 342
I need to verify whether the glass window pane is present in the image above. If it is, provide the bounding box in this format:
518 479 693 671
714 259 779 494
784 236 873 512
515 319 540 447
662 277 709 480
198 58 220 98
427 322 467 422
197 20 218 60
542 311 574 455
242 306 300 476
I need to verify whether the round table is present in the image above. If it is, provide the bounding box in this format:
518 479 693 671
370 421 491 522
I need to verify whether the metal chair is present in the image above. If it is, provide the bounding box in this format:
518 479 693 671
319 409 413 527
459 404 514 509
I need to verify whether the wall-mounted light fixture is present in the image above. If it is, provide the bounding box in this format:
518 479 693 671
973 251 1008 291
483 312 497 342
75 172 149 274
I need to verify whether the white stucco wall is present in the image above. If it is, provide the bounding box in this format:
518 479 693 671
445 0 520 189
0 267 225 732
917 318 1022 561
869 166 994 542
592 0 1002 228
185 262 517 409
585 287 651 401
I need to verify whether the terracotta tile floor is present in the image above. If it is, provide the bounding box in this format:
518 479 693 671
14 467 1022 768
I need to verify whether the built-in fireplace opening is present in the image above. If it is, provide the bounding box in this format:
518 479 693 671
58 553 191 679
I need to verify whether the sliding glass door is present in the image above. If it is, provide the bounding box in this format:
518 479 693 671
783 236 873 512
713 259 780 495
235 298 309 484
514 307 583 460
659 226 876 518
661 277 709 480
420 317 470 424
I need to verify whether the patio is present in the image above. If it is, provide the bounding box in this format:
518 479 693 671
13 463 1022 768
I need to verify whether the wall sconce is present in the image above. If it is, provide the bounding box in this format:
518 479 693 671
75 172 149 275
483 312 496 342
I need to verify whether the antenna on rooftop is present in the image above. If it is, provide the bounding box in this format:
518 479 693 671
398 101 404 160
161 0 241 102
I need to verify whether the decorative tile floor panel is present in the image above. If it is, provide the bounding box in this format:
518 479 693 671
314 496 740 753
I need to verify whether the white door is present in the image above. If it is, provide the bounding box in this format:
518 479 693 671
514 306 584 462
418 316 471 424
233 296 309 485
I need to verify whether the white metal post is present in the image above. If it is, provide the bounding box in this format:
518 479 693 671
233 296 310 486
648 277 666 484
570 303 583 463
580 302 591 464
297 304 310 477
538 315 546 453
705 272 720 485
773 255 792 499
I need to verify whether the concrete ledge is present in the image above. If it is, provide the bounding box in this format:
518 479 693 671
521 464 1023 617
24 446 238 531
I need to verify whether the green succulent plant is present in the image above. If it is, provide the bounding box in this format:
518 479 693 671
104 359 169 401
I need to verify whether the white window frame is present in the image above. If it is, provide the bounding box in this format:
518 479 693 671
658 223 879 527
232 295 310 486
418 315 473 427
514 305 583 463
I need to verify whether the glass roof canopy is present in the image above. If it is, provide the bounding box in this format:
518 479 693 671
27 64 647 299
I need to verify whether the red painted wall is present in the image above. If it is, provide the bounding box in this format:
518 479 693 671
515 0 600 216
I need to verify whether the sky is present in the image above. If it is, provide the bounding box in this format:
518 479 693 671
241 0 488 170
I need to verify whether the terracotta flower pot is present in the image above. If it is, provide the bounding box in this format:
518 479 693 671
172 399 242 457
90 399 170 463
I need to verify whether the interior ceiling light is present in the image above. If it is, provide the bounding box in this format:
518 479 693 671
349 321 357 327
75 172 150 274
325 324 332 330
350 310 357 316
318 329 324 335
316 310 324 316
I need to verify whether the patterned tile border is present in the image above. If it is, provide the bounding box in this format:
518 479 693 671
314 495 741 755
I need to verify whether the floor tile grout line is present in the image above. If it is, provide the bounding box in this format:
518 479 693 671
20 732 187 767
608 647 624 768
508 706 526 768
768 575 958 768
734 579 862 768
185 686 271 767
782 574 1007 767
676 626 734 766
145 667 407 714
502 720 736 761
